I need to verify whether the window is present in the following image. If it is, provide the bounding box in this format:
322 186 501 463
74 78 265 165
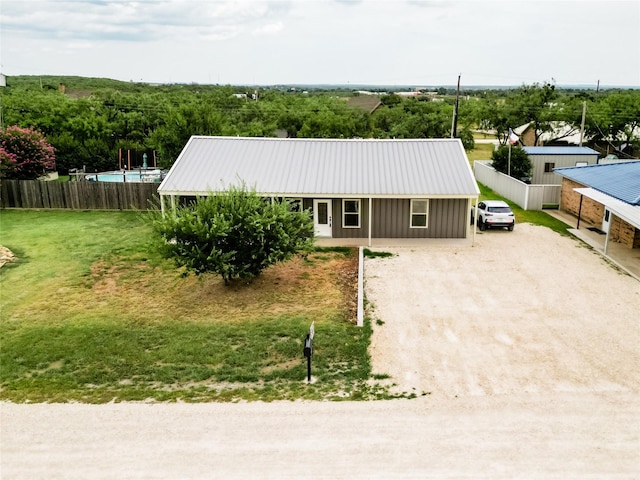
288 198 303 212
410 199 429 228
544 162 555 173
342 199 360 228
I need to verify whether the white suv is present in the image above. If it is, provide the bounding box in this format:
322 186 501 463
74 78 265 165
476 200 515 231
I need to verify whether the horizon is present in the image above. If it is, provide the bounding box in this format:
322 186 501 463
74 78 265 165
4 74 637 91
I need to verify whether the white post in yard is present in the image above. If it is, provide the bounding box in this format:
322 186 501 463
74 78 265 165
357 246 364 327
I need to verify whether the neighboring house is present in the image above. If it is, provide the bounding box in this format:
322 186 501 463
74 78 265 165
523 146 600 185
158 136 480 244
555 161 640 251
0 73 6 87
344 95 382 114
514 122 587 147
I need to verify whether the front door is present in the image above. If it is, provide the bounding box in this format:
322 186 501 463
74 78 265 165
313 199 332 237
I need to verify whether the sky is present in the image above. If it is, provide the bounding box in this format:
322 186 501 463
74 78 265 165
1 0 639 87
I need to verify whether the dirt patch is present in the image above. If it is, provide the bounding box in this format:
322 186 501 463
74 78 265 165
0 246 17 268
80 250 359 324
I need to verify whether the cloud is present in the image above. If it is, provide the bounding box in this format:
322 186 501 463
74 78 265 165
0 0 292 43
252 21 284 36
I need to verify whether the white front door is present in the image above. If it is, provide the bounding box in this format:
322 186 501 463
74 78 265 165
602 208 611 233
313 199 332 237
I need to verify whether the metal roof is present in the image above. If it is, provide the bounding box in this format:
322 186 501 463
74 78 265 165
555 161 640 205
158 136 480 198
574 188 640 229
523 146 600 156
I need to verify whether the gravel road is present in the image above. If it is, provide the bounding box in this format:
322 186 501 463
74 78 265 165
2 223 639 479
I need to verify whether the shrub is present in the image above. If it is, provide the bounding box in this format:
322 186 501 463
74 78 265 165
0 126 56 180
151 185 315 284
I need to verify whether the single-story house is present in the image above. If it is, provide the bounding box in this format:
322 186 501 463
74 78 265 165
555 161 640 252
514 121 589 147
523 146 600 185
157 136 480 245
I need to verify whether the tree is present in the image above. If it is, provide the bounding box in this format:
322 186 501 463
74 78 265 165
151 185 314 284
585 90 640 157
506 81 559 145
0 126 56 179
491 145 532 180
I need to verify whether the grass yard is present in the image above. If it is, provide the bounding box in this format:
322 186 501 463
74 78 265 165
0 210 393 403
477 183 571 236
465 142 495 162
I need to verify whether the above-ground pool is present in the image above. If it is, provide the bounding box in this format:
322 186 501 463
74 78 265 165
86 170 165 183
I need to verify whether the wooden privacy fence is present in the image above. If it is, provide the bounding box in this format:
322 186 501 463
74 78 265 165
1 180 159 210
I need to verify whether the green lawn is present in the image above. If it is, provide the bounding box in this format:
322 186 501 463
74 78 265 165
477 183 571 236
466 142 495 162
0 210 394 403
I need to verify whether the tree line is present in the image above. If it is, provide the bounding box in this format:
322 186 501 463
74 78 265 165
1 76 638 175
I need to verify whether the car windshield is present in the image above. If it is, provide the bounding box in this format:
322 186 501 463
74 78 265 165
488 207 511 213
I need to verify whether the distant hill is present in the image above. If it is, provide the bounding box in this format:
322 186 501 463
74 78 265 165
3 75 637 94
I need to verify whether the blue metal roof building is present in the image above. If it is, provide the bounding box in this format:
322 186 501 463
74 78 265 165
555 161 640 254
523 146 600 156
555 161 640 205
520 146 600 185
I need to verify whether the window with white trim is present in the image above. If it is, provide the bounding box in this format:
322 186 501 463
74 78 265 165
410 199 429 228
342 199 361 228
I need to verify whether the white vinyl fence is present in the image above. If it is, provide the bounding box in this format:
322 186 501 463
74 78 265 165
474 161 561 210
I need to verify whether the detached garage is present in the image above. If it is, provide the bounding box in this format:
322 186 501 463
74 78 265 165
523 146 600 185
158 136 480 245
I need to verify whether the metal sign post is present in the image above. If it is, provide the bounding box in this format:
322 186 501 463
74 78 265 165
303 322 315 382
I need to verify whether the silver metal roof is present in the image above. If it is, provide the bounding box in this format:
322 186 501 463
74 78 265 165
158 136 479 198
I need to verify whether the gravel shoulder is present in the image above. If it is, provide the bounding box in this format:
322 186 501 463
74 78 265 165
2 223 639 479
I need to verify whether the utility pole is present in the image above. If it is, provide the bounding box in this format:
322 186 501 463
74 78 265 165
579 101 587 147
451 74 461 138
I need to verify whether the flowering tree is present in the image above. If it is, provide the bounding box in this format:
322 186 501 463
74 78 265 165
0 126 56 180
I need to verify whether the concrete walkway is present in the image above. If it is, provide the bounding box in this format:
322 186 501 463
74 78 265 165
546 209 640 280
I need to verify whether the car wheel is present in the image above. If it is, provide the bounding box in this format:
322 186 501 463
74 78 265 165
483 221 490 231
478 219 485 231
508 224 514 231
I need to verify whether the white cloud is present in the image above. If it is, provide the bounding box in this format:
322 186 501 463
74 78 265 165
0 0 638 86
252 21 283 36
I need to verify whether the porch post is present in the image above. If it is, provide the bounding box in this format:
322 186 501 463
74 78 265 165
604 214 611 255
472 198 477 245
577 194 583 229
368 197 373 247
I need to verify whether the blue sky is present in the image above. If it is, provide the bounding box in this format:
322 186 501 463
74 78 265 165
1 0 639 87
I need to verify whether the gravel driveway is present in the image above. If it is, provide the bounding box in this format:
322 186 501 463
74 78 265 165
2 223 639 479
367 223 640 399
